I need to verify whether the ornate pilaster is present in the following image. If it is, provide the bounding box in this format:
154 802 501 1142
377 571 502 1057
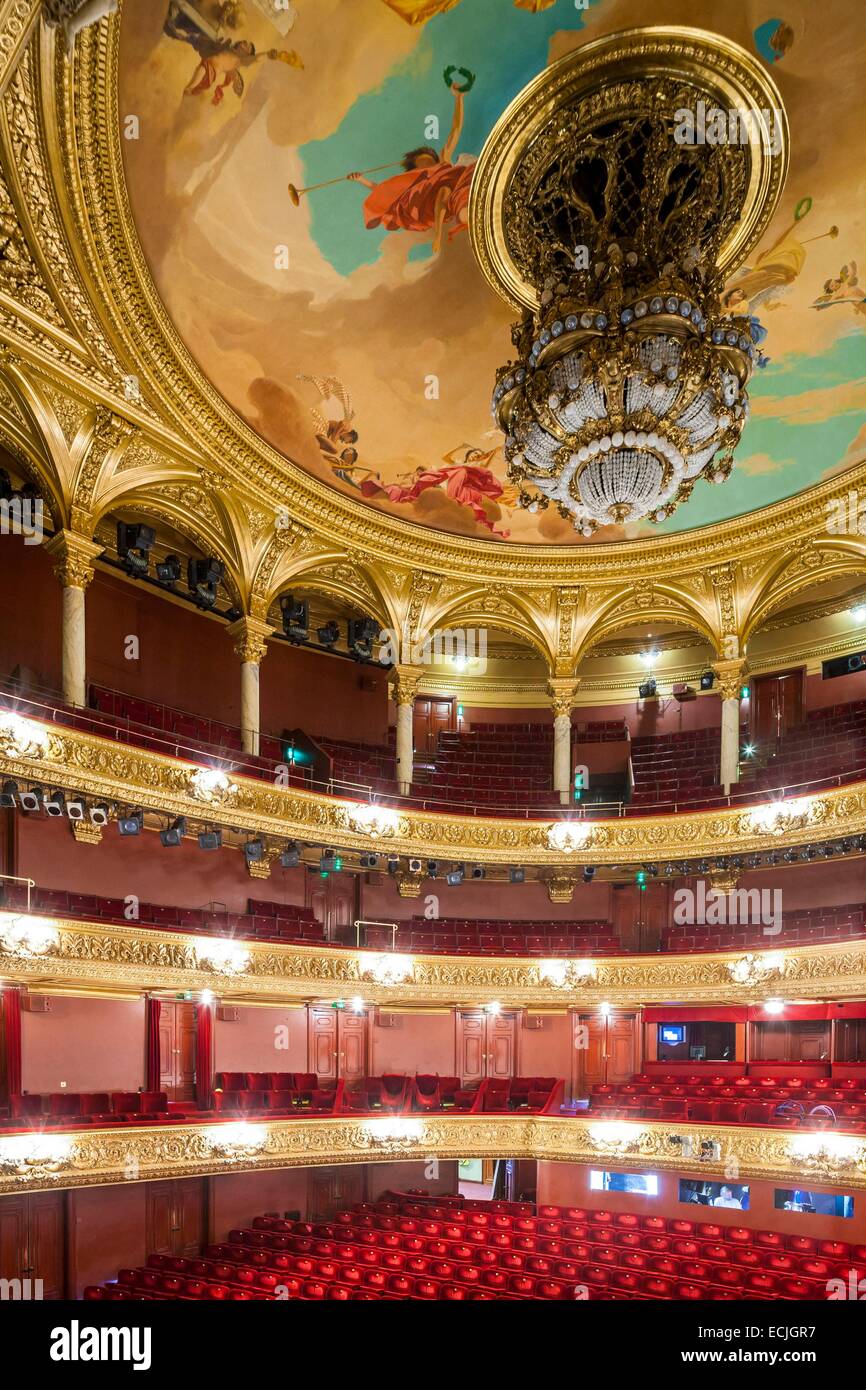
43 529 103 707
71 819 101 846
546 677 581 806
226 617 274 757
544 874 575 904
390 664 425 795
712 658 748 794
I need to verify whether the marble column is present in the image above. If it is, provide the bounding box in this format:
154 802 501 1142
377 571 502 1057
226 617 274 757
44 530 103 707
712 659 747 794
390 664 424 796
546 677 581 806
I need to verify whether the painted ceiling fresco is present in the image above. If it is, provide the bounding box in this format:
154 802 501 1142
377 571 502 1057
119 0 866 545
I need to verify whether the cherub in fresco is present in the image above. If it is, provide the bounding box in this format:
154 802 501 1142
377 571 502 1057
360 445 511 537
812 263 866 318
296 373 382 490
722 201 838 314
347 82 475 255
162 1 302 107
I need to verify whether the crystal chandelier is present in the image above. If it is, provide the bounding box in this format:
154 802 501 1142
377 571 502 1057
472 28 787 535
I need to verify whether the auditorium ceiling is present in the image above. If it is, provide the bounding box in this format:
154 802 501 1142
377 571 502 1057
117 0 866 546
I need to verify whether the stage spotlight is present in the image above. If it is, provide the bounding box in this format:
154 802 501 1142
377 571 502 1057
187 556 224 610
0 779 18 807
280 843 300 869
89 803 110 826
155 553 182 585
348 616 379 662
446 865 465 887
509 867 525 884
408 857 422 874
583 866 596 882
117 522 155 578
359 852 379 870
244 839 265 866
280 594 309 643
19 785 43 812
638 677 657 700
782 848 797 863
427 861 439 879
471 865 486 880
44 788 66 818
160 816 187 848
66 797 86 821
198 829 221 850
118 811 143 836
316 620 340 649
699 670 715 690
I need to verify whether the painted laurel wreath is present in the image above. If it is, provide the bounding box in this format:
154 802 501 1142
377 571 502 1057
443 65 476 94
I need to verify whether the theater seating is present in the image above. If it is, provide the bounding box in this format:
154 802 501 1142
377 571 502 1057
663 902 866 954
629 727 722 809
6 1091 186 1128
400 916 622 956
738 700 866 798
84 1191 866 1301
587 1072 866 1132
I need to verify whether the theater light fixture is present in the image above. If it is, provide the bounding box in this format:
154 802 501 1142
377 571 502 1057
588 1122 642 1155
117 811 142 837
43 788 65 818
316 620 340 649
471 865 486 881
280 843 300 869
280 594 309 643
509 867 525 884
0 714 51 759
700 670 715 690
347 803 401 839
540 958 597 988
189 767 237 804
748 797 814 837
155 553 182 585
0 1133 72 1178
198 829 222 851
446 865 465 886
362 954 413 987
364 1117 424 1148
66 797 85 821
187 556 224 611
243 839 265 866
160 816 187 848
788 1133 863 1175
638 677 658 700
0 779 18 806
727 952 785 988
203 1122 267 1162
546 820 592 853
484 1001 501 1016
116 522 155 578
348 616 379 662
0 913 60 958
763 998 784 1015
196 939 251 976
350 996 365 1014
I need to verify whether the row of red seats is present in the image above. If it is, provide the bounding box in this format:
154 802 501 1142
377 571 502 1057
4 1090 185 1128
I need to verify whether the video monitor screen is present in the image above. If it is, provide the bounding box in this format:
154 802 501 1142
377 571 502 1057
679 1179 750 1210
590 1171 659 1195
660 1025 685 1045
775 1189 854 1218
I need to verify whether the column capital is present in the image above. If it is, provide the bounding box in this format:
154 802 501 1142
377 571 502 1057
711 658 748 702
390 664 425 706
43 529 103 590
226 616 274 665
546 677 581 719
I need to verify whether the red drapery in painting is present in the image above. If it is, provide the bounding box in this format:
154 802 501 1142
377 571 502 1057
145 996 161 1093
196 1000 213 1108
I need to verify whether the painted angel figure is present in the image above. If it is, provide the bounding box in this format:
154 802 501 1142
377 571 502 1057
348 82 475 254
163 1 302 107
296 373 378 488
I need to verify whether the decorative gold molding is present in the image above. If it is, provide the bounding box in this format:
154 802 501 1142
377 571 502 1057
1 1112 863 1197
43 527 102 589
1 912 863 1009
6 718 866 866
226 616 273 666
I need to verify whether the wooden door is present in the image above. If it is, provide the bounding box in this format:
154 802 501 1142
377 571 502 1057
308 1167 366 1223
456 1011 486 1088
339 1009 369 1086
308 1006 338 1086
0 1192 66 1299
159 1001 198 1101
413 697 454 760
752 670 805 744
307 873 358 944
456 1011 516 1086
612 883 667 953
486 1012 517 1081
146 1179 206 1258
573 1013 636 1093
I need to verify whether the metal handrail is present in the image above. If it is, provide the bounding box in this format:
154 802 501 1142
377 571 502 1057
0 872 36 910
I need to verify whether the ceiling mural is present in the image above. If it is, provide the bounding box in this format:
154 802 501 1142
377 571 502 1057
119 0 866 545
